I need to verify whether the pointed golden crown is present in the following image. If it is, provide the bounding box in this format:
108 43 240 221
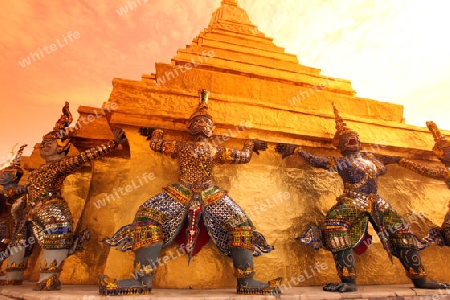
426 121 446 143
11 144 27 167
42 102 73 154
43 101 73 140
0 144 27 182
426 121 450 159
332 103 357 147
188 90 213 123
333 103 349 134
0 144 27 171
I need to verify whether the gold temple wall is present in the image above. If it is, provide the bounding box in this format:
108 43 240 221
16 0 450 288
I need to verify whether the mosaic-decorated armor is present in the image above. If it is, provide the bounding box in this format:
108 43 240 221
276 103 449 292
0 144 28 285
398 121 450 246
11 102 126 291
99 90 281 296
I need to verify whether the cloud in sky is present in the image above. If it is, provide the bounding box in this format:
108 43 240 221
1 0 449 158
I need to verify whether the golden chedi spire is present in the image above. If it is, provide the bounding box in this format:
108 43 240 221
221 0 237 5
208 0 263 37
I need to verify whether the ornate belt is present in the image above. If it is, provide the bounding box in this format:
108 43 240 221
339 191 377 212
179 179 213 193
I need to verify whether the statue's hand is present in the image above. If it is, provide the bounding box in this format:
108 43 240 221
251 139 267 155
139 127 154 137
275 143 299 159
113 128 127 145
139 127 162 140
14 185 27 196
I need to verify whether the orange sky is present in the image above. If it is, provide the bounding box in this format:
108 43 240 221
1 0 449 161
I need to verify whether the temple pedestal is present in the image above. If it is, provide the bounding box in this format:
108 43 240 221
1 282 450 299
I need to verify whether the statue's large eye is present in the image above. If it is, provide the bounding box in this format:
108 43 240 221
41 140 53 146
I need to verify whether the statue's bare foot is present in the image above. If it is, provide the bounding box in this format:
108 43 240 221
323 282 357 292
115 278 145 288
98 275 152 296
413 278 450 289
34 275 60 291
237 277 282 295
238 278 269 289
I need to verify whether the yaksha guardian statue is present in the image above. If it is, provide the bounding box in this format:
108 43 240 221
0 144 28 285
275 103 449 292
99 90 282 296
398 121 450 246
17 102 127 291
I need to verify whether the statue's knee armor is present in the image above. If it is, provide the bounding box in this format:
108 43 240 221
388 231 420 251
324 218 353 252
0 216 13 250
229 226 255 280
132 208 164 251
229 225 255 251
30 199 74 249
